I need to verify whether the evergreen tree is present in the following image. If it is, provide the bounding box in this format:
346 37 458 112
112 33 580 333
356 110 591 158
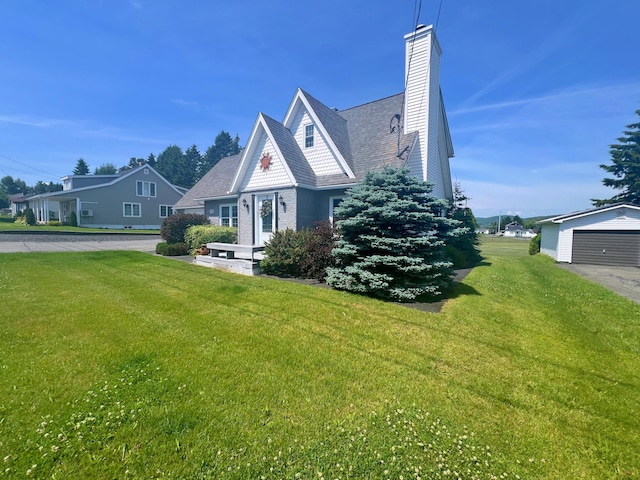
146 153 157 168
593 109 640 206
182 144 202 187
73 158 90 175
197 131 241 182
155 145 185 186
326 167 458 302
445 182 482 268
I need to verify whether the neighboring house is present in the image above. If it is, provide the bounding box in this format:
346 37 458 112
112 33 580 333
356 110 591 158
503 222 536 238
9 193 32 216
538 203 640 266
174 24 454 245
26 164 185 229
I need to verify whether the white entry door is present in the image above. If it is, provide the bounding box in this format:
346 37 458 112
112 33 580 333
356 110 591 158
257 195 274 245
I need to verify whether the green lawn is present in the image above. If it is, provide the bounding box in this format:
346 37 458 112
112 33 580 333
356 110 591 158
1 238 638 478
0 215 158 234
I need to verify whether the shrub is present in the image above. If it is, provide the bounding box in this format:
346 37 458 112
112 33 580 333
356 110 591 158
260 228 313 277
155 242 190 256
301 221 337 281
69 211 78 227
46 220 62 226
24 208 36 226
160 213 209 244
529 233 541 255
184 225 237 250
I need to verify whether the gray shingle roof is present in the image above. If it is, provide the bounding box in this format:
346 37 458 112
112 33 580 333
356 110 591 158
183 90 421 198
173 153 241 209
337 93 418 179
262 114 317 187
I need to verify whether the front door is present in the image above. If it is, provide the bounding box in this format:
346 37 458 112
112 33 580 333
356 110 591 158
257 195 274 245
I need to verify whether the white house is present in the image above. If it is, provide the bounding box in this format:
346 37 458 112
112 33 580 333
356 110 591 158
538 203 640 266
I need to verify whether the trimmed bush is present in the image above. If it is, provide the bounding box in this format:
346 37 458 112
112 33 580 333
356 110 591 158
155 242 190 256
184 225 237 250
46 220 62 226
529 233 541 255
260 222 337 280
260 228 313 277
68 211 78 227
25 208 36 226
160 213 209 244
301 221 337 281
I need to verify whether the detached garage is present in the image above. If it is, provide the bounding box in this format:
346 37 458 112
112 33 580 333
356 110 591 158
538 203 640 266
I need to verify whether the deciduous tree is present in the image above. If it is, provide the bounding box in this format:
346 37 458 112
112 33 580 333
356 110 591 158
94 163 118 175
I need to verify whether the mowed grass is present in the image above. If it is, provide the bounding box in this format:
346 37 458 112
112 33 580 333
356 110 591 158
1 237 639 478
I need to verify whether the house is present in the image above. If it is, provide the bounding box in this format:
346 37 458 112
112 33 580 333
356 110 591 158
26 164 185 229
174 24 454 246
503 222 536 238
9 193 32 216
538 203 640 266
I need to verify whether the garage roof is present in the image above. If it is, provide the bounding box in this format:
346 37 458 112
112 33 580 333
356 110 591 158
538 203 640 224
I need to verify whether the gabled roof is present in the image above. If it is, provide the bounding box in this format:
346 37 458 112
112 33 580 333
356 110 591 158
261 114 316 187
174 153 242 208
191 89 424 200
338 92 418 178
28 163 184 200
538 203 640 224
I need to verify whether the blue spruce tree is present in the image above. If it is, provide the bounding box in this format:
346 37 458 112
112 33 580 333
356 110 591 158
326 167 459 302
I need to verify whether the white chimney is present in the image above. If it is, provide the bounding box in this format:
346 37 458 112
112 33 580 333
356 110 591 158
403 24 448 193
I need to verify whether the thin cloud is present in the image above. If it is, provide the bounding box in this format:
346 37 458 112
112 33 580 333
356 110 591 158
82 128 168 144
450 83 640 116
0 114 66 128
172 98 199 107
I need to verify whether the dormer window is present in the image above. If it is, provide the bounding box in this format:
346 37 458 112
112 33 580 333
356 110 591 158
305 124 314 148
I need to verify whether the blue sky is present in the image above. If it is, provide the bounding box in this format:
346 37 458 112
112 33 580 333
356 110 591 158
1 0 639 217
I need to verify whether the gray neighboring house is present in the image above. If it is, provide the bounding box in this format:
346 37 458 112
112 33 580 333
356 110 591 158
538 203 640 266
27 164 185 229
174 24 454 245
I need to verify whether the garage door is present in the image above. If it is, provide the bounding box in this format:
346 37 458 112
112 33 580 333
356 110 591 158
572 230 640 266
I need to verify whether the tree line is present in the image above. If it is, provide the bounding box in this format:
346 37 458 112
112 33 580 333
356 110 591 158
73 131 241 189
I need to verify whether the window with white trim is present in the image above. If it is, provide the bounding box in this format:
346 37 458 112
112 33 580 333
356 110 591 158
159 205 173 218
136 180 156 197
304 124 314 148
329 196 344 224
220 204 238 228
123 202 141 217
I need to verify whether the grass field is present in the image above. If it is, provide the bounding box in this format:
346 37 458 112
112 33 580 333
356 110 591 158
0 215 158 234
1 237 639 478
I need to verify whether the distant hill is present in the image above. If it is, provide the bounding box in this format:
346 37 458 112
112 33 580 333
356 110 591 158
475 215 558 228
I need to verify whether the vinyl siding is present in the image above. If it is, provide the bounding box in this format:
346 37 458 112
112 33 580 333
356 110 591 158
241 133 294 191
554 208 640 262
290 107 346 176
540 223 560 259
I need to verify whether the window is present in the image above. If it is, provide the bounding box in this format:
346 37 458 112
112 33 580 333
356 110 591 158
123 202 141 217
304 124 314 148
136 180 156 197
159 205 173 218
329 196 344 224
220 204 238 227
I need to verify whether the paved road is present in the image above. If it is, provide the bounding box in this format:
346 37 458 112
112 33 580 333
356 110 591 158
0 233 161 253
557 264 640 305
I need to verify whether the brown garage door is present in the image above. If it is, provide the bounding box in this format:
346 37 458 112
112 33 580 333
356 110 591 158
572 230 640 266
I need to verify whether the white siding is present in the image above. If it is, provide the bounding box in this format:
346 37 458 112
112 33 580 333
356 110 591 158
553 207 640 262
289 106 346 176
540 223 560 260
403 25 444 193
241 133 294 191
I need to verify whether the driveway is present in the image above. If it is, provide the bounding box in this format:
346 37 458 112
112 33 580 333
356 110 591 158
557 263 640 305
0 233 161 253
